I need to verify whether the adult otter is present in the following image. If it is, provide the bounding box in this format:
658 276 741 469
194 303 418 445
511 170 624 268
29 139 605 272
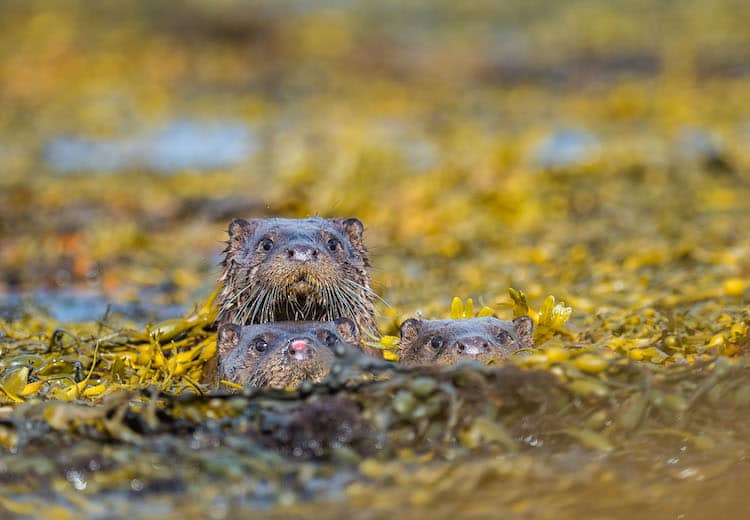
205 319 361 391
398 316 534 367
216 217 379 340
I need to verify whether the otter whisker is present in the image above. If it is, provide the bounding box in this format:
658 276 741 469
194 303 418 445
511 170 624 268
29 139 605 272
266 286 280 322
301 291 314 318
267 286 282 322
337 280 365 305
331 285 359 323
222 261 267 305
234 284 260 324
247 287 268 323
222 276 254 305
324 285 340 320
257 286 270 323
342 277 388 307
247 285 271 324
324 284 344 320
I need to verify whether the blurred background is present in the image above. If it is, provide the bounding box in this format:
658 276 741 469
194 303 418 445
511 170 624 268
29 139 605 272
1 0 749 330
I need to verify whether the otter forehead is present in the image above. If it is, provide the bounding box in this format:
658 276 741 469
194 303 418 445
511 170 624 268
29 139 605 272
417 317 517 339
237 321 339 341
252 218 347 241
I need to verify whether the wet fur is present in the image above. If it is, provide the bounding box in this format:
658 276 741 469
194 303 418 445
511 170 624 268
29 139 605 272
216 217 379 342
207 319 360 391
398 316 534 367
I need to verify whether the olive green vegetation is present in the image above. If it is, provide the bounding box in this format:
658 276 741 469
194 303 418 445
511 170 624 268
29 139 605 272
1 0 750 518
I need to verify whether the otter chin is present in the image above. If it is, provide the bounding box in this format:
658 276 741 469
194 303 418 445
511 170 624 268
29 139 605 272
215 217 379 346
291 279 315 296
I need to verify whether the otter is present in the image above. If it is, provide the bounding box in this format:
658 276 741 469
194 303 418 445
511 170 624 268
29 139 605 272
216 217 379 342
398 316 534 367
205 319 361 391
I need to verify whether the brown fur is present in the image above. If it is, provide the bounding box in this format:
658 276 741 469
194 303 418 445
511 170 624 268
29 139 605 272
204 319 361 391
398 316 534 367
215 217 379 354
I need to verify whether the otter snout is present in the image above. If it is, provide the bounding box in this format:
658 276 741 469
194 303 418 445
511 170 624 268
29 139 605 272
285 244 319 262
288 338 317 360
455 337 491 356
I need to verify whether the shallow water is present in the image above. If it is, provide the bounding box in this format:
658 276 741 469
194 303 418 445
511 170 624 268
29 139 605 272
0 290 186 324
45 119 258 174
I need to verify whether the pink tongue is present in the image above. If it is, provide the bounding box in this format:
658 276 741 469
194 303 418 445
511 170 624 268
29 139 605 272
291 340 308 351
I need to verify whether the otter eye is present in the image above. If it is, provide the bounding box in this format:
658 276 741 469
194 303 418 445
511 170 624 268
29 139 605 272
430 336 443 349
253 338 268 353
327 238 340 252
497 330 511 343
324 332 337 347
259 238 273 252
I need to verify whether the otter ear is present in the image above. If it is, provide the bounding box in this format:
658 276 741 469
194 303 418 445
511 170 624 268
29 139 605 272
337 218 365 250
227 218 258 252
512 316 535 347
399 319 422 348
334 317 360 344
217 323 242 355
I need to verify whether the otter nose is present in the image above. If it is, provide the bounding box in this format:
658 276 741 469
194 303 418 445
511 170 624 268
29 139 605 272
290 339 309 351
286 245 319 262
288 338 315 358
455 337 491 356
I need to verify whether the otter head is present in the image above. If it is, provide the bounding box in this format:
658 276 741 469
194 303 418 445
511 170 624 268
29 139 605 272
398 316 534 367
217 217 374 332
215 318 360 391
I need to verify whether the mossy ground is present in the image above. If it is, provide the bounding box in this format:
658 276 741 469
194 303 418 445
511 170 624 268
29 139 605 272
1 1 750 518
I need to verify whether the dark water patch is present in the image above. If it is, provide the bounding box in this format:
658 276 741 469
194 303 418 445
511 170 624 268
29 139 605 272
44 120 258 175
696 51 750 80
175 196 266 223
0 294 24 322
142 0 285 45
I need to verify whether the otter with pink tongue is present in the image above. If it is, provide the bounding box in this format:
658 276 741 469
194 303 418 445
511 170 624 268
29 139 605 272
203 319 361 391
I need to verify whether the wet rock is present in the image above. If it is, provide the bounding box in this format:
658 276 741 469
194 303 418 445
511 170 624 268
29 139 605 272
258 396 369 459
